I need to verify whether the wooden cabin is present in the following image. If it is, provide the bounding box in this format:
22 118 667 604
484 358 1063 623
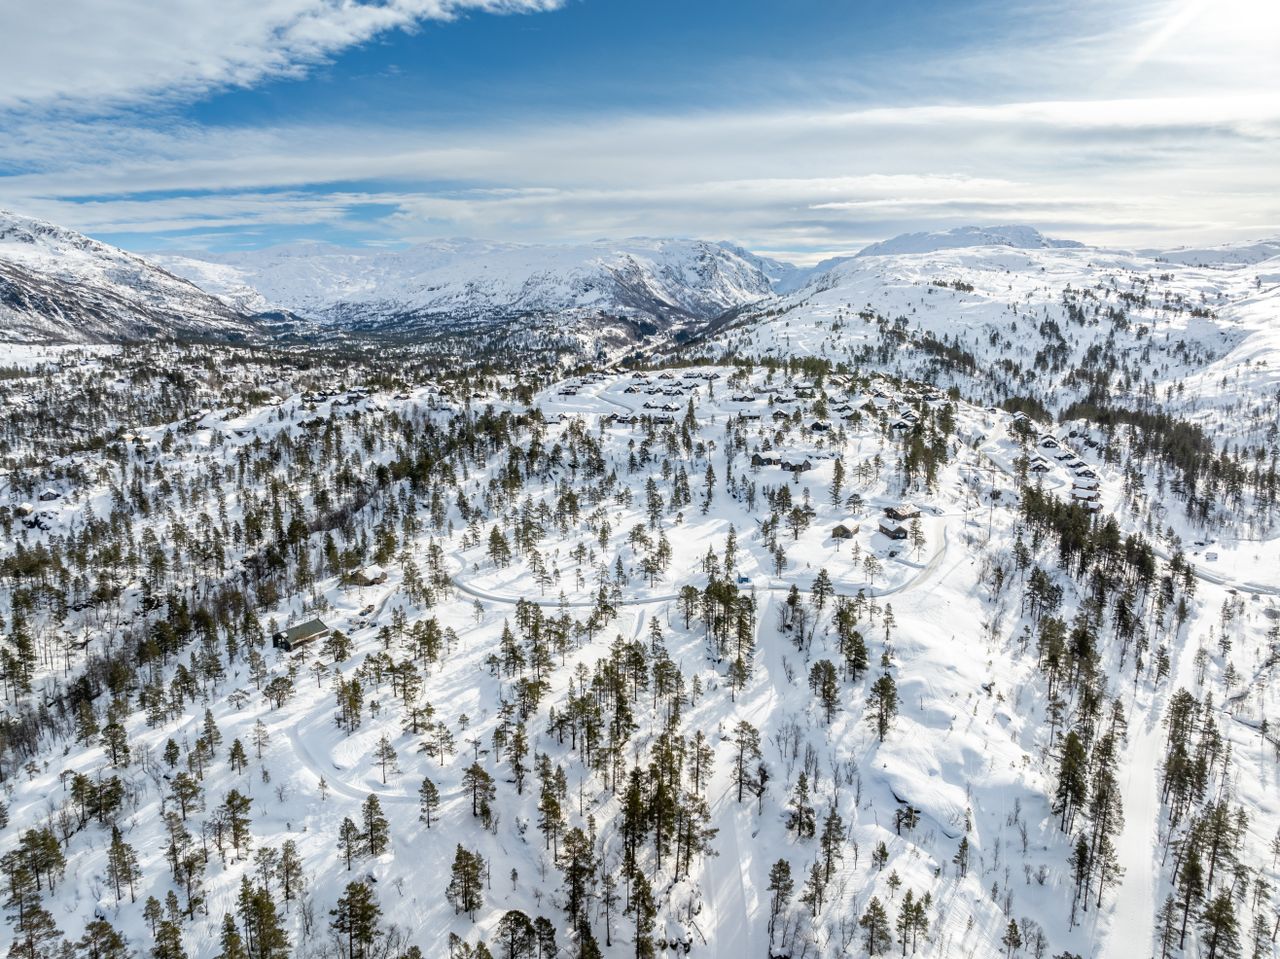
884 504 921 521
832 520 860 540
272 619 331 652
351 565 387 587
879 519 908 540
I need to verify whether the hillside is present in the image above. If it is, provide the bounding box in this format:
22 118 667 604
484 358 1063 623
692 240 1280 450
0 212 262 344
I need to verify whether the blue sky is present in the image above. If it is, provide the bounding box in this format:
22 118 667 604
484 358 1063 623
1 0 1277 261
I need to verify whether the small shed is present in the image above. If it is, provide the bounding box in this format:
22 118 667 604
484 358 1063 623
272 619 331 652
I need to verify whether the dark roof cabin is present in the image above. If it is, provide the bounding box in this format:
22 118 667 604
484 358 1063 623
884 504 921 521
879 519 908 540
832 520 860 539
272 619 331 652
351 565 387 587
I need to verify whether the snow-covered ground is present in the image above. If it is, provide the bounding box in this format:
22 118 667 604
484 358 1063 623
1 346 1274 959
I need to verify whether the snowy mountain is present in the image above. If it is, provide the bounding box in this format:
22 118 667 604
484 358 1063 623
1144 236 1280 268
156 237 780 343
694 237 1280 448
0 211 262 343
855 224 1086 258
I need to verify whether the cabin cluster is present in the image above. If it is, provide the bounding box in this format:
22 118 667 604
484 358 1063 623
878 503 920 540
1027 431 1103 510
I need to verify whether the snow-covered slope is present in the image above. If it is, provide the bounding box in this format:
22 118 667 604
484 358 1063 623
0 211 262 343
855 224 1086 258
697 238 1280 446
158 237 779 339
1145 236 1280 268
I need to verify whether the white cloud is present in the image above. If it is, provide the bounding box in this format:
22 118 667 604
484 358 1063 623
0 0 561 109
1 0 1277 258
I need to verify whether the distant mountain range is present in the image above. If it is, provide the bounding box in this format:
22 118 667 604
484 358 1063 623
152 237 786 343
1 209 1275 346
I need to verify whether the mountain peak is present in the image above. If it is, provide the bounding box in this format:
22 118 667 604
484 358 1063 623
855 224 1085 258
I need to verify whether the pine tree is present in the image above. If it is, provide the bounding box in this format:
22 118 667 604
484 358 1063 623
560 828 595 929
1198 891 1240 959
75 918 130 959
896 890 916 956
1053 731 1088 832
100 723 129 767
5 866 63 959
631 870 656 959
859 896 893 955
277 840 304 909
446 846 485 920
240 884 290 959
952 836 969 878
1001 919 1022 957
786 772 816 838
867 671 899 741
419 777 440 828
494 910 537 959
143 897 163 937
228 739 249 774
830 457 846 505
510 723 529 795
221 790 253 857
151 920 186 959
362 794 390 856
216 914 248 959
488 526 512 568
1176 843 1204 947
799 860 825 916
819 807 844 881
808 658 840 722
338 817 362 869
330 881 383 959
688 730 714 797
169 773 202 821
106 826 140 902
766 859 793 947
1156 895 1179 959
730 720 762 803
533 917 556 959
462 762 496 822
374 734 399 784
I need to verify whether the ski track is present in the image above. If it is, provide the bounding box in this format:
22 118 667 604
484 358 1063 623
286 719 416 805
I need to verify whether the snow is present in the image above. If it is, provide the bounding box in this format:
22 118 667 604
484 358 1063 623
0 210 258 342
1 220 1279 958
856 224 1087 258
155 237 778 328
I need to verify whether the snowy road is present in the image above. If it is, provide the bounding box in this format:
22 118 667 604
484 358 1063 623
447 521 952 611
